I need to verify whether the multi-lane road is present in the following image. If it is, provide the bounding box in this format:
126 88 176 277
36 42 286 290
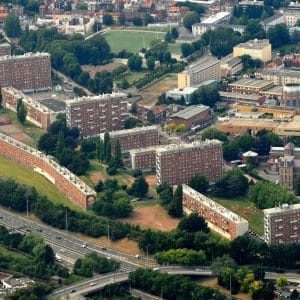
0 207 153 270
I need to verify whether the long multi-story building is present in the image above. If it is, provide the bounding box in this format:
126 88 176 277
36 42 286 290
0 133 96 210
178 56 221 89
256 69 300 85
66 93 128 138
129 146 161 171
183 184 249 240
2 87 66 129
156 140 223 186
233 39 272 62
264 203 300 244
100 126 160 153
0 52 52 92
228 78 274 94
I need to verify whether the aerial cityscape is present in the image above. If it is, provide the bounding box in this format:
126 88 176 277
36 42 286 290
0 0 300 299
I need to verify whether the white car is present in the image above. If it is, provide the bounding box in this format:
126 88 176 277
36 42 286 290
81 243 87 248
89 282 96 286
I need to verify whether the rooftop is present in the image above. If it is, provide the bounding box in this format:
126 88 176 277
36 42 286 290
39 99 66 112
157 139 222 155
229 78 273 88
130 145 164 155
235 39 270 49
239 0 264 5
188 56 220 73
257 68 300 77
183 184 249 224
219 91 263 100
170 105 210 120
201 12 230 24
260 85 283 95
263 203 300 215
66 93 127 105
0 52 50 62
100 125 159 139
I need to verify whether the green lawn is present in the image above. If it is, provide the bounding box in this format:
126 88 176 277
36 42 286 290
0 155 82 212
168 43 182 55
211 196 264 235
103 30 165 53
114 70 149 86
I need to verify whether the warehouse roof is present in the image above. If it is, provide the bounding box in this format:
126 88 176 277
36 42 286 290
170 105 209 120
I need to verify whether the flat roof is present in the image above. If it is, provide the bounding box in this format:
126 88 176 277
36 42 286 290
188 56 220 73
219 91 262 100
66 93 127 105
170 105 209 120
264 203 300 215
257 68 300 77
201 12 230 24
260 85 283 95
100 125 159 138
229 78 273 88
235 39 270 49
39 99 66 112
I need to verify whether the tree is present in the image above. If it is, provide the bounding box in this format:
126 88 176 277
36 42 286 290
171 27 179 39
127 55 143 71
144 14 154 25
133 17 143 26
92 21 102 33
295 176 300 196
236 133 255 152
96 139 105 162
129 176 149 198
157 183 173 206
267 23 290 48
16 99 27 125
188 174 209 194
223 142 239 161
168 184 183 217
178 213 209 233
95 180 103 192
183 11 200 31
55 130 65 161
146 56 155 71
214 169 249 198
191 85 221 107
211 254 237 276
181 43 194 57
103 14 114 25
114 139 123 169
164 32 173 43
202 128 228 143
105 140 112 164
243 20 265 41
276 276 288 292
290 289 300 300
118 13 126 25
4 14 22 37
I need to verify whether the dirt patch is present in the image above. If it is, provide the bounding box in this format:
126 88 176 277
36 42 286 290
11 133 30 142
120 176 135 186
82 63 124 79
145 175 157 186
120 204 179 231
199 278 251 300
90 172 106 184
232 206 254 218
138 76 177 107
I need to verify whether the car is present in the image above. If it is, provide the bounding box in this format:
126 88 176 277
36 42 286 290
196 268 202 272
0 216 3 219
82 243 87 248
101 247 107 250
107 256 111 260
71 289 76 293
25 228 31 232
37 228 42 232
89 282 96 286
135 255 140 259
56 236 61 239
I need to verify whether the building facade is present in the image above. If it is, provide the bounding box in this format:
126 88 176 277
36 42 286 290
228 78 274 94
178 56 221 89
264 203 300 244
256 69 300 85
66 93 128 138
182 184 249 240
156 140 223 186
0 133 96 210
0 53 52 91
1 87 65 129
233 39 272 62
281 85 300 107
100 126 160 152
129 146 159 171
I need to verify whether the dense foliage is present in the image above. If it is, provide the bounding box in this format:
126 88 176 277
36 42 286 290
129 268 229 300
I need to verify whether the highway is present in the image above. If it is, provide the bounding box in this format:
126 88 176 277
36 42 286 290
0 207 153 270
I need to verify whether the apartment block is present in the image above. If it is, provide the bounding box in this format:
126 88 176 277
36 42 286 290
2 87 65 129
256 69 300 85
156 140 223 186
264 203 300 244
233 39 272 62
0 52 52 91
129 146 160 171
0 43 11 56
0 133 96 210
183 184 249 240
100 126 160 153
66 93 128 138
282 84 300 107
228 78 274 94
178 56 221 89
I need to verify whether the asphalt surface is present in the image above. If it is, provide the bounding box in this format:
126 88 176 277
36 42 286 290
0 207 153 270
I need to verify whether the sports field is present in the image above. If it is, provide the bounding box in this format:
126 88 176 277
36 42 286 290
0 155 81 211
103 30 165 53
